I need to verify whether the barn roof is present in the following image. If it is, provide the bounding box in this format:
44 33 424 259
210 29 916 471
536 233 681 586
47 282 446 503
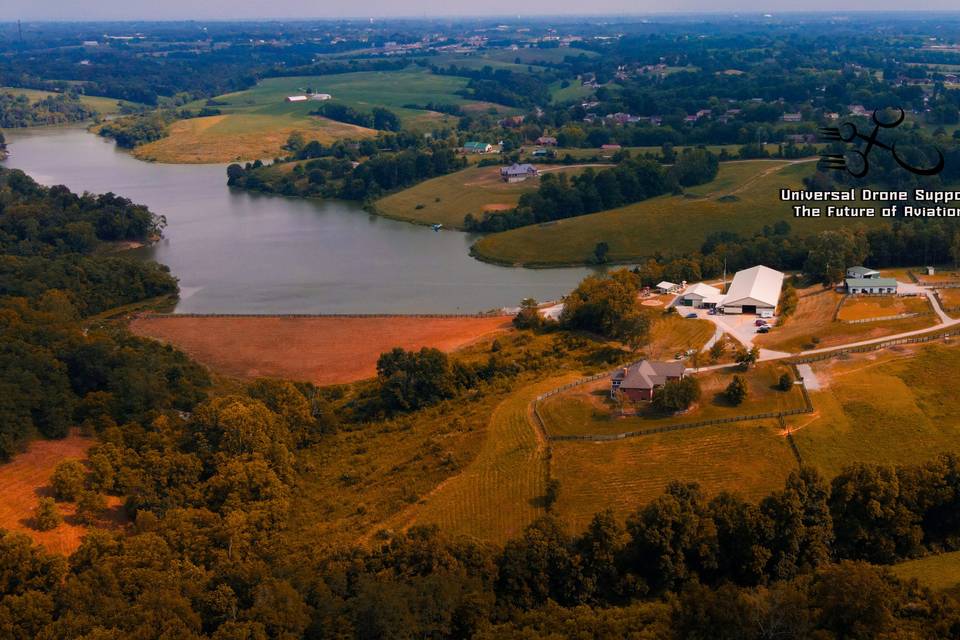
721 265 784 308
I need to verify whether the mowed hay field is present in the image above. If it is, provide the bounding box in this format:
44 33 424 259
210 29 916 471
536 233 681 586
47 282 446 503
380 376 578 544
789 343 960 477
470 159 873 267
755 291 939 353
374 164 586 229
133 113 376 164
552 420 797 531
0 431 123 555
835 295 932 321
129 315 511 385
539 361 806 438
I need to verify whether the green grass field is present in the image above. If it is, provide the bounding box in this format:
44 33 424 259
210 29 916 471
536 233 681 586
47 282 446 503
540 361 806 438
470 159 843 266
1 86 140 117
202 68 510 129
893 551 960 592
552 419 797 531
790 343 960 478
373 164 587 229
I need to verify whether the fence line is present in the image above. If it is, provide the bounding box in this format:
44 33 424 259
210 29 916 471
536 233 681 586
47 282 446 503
839 311 927 325
790 327 960 364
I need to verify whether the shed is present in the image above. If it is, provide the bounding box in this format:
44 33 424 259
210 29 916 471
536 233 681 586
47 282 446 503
656 281 680 294
845 277 897 295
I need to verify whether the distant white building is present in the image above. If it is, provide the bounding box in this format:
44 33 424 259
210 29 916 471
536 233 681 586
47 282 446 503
285 95 308 102
719 265 784 315
656 281 681 294
310 93 332 101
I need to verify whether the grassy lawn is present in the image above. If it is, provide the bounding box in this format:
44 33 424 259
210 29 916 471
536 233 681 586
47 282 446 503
893 551 960 592
133 112 376 164
539 361 805 438
836 295 932 322
551 419 797 531
469 159 866 267
373 164 586 228
755 291 938 353
789 343 960 478
1 86 140 116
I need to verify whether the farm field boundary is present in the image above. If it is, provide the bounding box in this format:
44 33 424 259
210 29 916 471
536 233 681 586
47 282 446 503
532 362 815 442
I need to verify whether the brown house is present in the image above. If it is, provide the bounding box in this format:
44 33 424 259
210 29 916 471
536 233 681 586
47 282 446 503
611 360 686 402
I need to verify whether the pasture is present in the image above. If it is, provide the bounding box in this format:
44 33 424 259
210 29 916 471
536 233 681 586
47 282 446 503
551 419 796 531
835 295 932 322
470 159 852 267
539 361 806 438
133 112 376 163
373 164 586 228
129 314 511 386
755 291 938 353
789 343 960 477
1 86 140 116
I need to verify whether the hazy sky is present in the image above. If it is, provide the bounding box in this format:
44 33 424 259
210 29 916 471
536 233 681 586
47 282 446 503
5 0 960 21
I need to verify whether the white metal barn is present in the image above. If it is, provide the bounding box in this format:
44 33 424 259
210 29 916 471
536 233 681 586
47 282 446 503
719 265 784 315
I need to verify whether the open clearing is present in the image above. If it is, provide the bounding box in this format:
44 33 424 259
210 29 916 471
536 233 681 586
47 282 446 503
469 159 881 267
893 551 960 592
540 361 805 438
1 86 141 116
789 343 960 477
0 431 123 556
129 315 511 385
836 295 932 321
755 290 938 353
133 113 376 164
374 164 585 228
379 375 576 544
938 288 960 312
552 419 796 531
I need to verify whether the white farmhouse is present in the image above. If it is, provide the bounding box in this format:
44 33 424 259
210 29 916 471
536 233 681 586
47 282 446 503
719 265 784 316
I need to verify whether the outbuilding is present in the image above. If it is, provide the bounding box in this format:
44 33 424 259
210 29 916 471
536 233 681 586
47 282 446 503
678 282 722 308
845 277 897 295
719 265 784 315
846 266 881 279
656 281 681 294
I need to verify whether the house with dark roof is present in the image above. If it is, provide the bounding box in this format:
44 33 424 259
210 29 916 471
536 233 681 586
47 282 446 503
611 360 687 401
500 163 539 183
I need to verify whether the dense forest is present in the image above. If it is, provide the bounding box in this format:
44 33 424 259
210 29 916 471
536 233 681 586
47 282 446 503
0 167 193 460
0 91 98 128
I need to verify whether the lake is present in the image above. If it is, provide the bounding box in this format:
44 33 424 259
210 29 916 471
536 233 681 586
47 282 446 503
1 127 596 313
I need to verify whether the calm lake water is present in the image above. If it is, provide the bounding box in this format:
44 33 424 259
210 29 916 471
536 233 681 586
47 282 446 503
2 127 595 313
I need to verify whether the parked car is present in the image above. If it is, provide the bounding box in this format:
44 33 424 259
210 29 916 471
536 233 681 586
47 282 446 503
685 313 698 319
708 308 718 315
755 319 768 327
757 326 771 333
